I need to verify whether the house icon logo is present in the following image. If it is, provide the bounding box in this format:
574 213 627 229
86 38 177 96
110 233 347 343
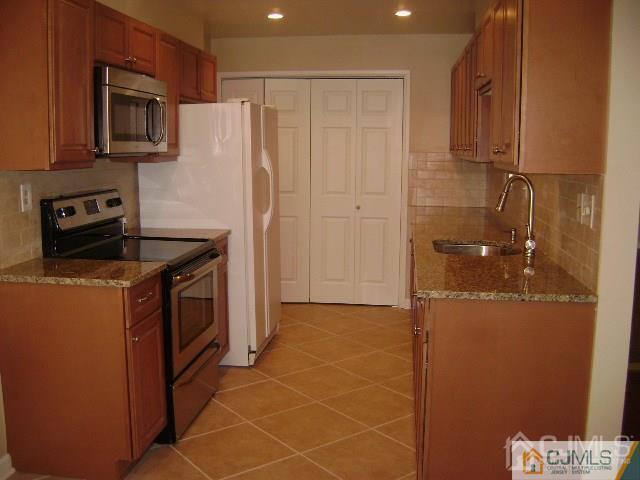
523 448 544 475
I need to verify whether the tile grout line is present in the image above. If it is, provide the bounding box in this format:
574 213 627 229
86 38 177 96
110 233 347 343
216 453 300 480
170 444 215 480
212 378 414 476
279 341 415 401
209 399 344 480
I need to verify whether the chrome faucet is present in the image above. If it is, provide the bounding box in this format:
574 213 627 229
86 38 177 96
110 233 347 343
495 174 536 260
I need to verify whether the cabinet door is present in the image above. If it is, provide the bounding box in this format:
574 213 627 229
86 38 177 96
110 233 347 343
157 34 181 156
449 70 455 152
475 14 493 89
128 18 156 76
498 0 519 166
95 3 128 68
127 309 167 459
51 0 95 167
199 52 217 102
180 43 200 102
413 296 428 478
215 258 229 362
489 0 505 161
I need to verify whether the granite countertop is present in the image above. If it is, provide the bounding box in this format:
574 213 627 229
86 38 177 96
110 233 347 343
0 229 230 288
412 209 597 303
0 258 166 288
128 227 230 243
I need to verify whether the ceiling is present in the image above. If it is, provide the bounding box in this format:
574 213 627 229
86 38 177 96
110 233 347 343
179 0 477 38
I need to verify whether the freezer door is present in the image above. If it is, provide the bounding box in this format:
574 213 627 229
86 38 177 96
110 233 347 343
246 103 281 358
261 106 282 342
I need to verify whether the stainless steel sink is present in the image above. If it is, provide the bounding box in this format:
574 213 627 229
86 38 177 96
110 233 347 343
433 240 521 256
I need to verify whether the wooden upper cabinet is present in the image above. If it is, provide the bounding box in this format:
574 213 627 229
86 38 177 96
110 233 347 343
516 0 611 174
475 13 493 89
488 0 505 163
95 2 157 76
51 0 96 167
199 53 218 102
127 309 167 459
128 18 156 75
157 34 181 156
94 2 128 69
180 43 201 102
0 0 96 170
181 44 218 103
479 0 610 173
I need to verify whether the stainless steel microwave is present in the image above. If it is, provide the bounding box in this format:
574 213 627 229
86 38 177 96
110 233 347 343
95 66 168 156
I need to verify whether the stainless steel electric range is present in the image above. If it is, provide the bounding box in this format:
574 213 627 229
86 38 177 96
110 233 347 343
41 189 222 442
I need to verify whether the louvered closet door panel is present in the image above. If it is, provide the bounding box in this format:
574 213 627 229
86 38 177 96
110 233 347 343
221 78 265 104
310 79 357 304
354 79 403 305
265 79 311 302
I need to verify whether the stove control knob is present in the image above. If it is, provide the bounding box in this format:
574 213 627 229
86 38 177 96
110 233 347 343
106 197 123 208
56 206 76 219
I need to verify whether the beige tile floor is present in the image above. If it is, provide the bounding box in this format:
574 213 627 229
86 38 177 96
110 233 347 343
10 304 415 480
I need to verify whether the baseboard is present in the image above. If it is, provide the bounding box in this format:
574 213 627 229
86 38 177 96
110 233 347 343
0 453 15 480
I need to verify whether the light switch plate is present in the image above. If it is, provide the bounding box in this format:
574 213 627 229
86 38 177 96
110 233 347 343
20 183 32 213
577 193 595 228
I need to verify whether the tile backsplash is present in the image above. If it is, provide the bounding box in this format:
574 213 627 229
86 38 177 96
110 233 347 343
408 153 603 292
408 152 488 223
0 160 139 269
486 167 602 291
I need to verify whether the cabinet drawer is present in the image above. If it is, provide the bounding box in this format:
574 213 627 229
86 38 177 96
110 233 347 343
127 275 162 326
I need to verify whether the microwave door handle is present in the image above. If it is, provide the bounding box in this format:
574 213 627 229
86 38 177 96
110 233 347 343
145 98 164 146
158 101 166 144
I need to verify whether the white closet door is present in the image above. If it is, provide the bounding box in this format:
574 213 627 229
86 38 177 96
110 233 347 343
221 78 265 103
354 79 403 305
310 79 358 303
265 79 311 302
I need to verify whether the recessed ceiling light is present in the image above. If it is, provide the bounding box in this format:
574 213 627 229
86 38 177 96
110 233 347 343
395 9 412 17
267 11 284 20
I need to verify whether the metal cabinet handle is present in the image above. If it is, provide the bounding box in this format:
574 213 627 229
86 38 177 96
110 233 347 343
413 326 422 336
132 336 140 343
131 57 137 63
137 291 154 304
125 56 133 62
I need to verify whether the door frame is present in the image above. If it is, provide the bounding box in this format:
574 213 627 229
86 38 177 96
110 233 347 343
219 70 412 308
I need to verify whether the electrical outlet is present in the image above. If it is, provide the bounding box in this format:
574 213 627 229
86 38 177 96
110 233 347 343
577 193 595 228
19 183 32 212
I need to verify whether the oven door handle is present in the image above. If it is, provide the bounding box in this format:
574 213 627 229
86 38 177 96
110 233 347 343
173 273 195 285
171 255 222 287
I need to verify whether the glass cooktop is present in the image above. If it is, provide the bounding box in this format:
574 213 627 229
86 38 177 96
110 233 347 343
64 236 216 267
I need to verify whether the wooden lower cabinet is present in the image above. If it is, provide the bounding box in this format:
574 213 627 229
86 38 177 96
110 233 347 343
214 237 230 362
0 275 166 480
127 309 166 459
412 297 595 479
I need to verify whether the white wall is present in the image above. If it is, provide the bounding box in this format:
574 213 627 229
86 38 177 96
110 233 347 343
211 34 471 153
586 0 640 437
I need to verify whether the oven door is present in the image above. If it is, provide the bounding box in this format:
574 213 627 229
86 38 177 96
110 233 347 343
100 85 168 156
170 255 221 376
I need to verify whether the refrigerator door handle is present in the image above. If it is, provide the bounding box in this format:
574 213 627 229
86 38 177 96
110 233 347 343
261 148 275 228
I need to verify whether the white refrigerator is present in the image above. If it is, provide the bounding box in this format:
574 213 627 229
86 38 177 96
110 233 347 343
138 102 281 366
